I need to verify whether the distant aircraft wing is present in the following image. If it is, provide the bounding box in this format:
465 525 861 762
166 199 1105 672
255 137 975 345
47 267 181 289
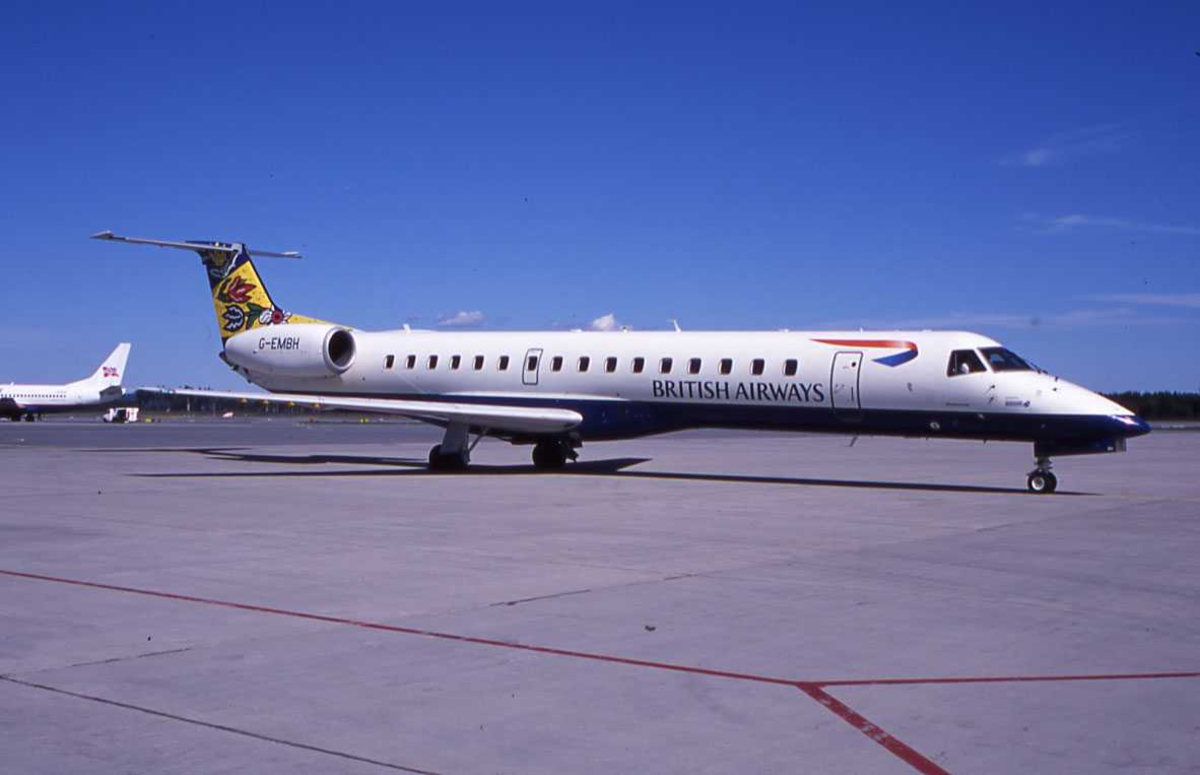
141 388 582 435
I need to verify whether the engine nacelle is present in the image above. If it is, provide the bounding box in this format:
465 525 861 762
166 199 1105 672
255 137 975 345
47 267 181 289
223 324 356 378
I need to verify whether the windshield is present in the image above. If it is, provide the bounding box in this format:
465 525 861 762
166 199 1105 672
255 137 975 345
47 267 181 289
979 347 1033 372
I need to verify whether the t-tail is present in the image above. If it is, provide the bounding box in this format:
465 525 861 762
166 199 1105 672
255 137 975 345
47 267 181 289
90 231 330 343
74 342 131 388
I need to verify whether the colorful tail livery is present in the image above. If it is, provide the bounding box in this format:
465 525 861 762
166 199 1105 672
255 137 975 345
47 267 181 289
90 232 329 342
192 241 329 340
812 339 919 367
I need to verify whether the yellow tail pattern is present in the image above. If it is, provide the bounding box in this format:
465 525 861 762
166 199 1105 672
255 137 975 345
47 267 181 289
194 242 328 341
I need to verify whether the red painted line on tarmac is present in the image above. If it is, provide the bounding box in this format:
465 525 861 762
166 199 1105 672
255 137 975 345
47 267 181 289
0 569 799 687
820 671 1200 688
796 684 949 775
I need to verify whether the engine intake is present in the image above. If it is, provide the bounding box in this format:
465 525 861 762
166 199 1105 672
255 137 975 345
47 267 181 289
224 324 356 378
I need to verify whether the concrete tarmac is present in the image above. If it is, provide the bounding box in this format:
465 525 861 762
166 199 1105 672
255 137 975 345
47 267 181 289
1 421 1197 773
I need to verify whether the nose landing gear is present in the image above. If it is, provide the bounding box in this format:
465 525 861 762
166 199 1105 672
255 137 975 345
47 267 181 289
1027 457 1057 493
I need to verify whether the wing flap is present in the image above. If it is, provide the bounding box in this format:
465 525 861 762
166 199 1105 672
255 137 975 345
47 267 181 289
143 388 581 434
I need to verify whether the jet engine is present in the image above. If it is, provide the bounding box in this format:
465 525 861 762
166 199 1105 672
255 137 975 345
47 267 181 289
223 325 356 378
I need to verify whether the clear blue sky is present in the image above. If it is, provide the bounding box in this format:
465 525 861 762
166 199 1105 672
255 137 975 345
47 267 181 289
1 2 1197 391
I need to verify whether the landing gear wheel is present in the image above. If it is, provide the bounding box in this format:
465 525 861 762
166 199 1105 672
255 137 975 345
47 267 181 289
428 444 469 472
1027 470 1057 494
531 440 568 470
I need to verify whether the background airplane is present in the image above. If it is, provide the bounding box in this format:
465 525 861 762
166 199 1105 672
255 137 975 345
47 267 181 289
93 232 1150 493
1 343 131 421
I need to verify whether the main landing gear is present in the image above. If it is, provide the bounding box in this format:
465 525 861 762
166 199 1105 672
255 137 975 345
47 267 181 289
1026 456 1057 494
427 422 480 472
428 443 469 471
531 438 577 470
427 423 579 473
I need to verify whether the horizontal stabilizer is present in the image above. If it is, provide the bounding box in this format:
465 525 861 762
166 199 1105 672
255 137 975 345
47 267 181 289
90 231 302 259
141 388 582 435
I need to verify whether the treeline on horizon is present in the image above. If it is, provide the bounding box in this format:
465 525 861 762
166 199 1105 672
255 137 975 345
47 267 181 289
1105 392 1200 421
136 389 320 416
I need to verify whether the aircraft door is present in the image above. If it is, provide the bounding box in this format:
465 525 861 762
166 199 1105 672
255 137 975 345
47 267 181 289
522 348 543 386
830 351 863 417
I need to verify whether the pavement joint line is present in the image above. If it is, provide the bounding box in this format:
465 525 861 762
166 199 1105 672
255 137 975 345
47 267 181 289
7 647 193 677
0 676 440 774
490 587 594 607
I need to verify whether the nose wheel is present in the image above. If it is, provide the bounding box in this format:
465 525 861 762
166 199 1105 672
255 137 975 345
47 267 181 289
1026 456 1057 493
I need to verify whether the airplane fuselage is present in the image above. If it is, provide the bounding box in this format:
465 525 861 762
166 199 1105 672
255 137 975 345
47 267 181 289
239 328 1147 455
0 383 120 419
0 343 132 421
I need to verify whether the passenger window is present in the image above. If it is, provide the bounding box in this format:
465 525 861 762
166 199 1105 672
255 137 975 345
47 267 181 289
498 355 510 371
427 355 439 370
405 355 416 369
474 355 484 370
551 356 563 372
947 349 987 376
632 357 645 374
450 355 461 370
578 356 591 372
751 358 764 376
605 356 617 373
660 357 673 374
719 358 733 375
784 359 798 377
384 355 395 370
527 354 539 372
688 358 702 375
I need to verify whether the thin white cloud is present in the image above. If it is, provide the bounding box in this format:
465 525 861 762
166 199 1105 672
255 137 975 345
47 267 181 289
1022 213 1200 236
1084 293 1200 309
1003 123 1132 168
590 312 622 331
437 310 485 327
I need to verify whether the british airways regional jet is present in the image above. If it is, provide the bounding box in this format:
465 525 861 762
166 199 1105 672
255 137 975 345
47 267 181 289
1 343 131 421
92 232 1150 493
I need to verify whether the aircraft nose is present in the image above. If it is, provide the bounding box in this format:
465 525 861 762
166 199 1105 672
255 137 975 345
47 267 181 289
1112 414 1152 438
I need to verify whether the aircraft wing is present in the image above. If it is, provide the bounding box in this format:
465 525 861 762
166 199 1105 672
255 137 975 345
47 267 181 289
141 388 582 435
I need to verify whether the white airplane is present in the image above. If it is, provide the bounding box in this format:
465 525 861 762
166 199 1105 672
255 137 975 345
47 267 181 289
92 231 1150 493
1 343 131 421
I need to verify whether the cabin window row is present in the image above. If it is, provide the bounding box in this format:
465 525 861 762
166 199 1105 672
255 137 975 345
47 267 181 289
384 354 513 371
383 354 800 376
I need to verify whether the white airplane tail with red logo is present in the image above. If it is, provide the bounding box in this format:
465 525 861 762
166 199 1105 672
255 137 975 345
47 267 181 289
77 343 131 388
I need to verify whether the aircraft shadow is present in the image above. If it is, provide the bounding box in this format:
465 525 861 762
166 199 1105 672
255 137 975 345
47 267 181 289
573 467 1092 496
136 450 651 478
133 448 1088 495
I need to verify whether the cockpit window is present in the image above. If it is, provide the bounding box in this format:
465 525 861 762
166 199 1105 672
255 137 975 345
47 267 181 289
947 349 987 377
979 347 1033 372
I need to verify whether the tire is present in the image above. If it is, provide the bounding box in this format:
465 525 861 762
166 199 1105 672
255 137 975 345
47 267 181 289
532 441 567 470
429 445 469 471
1027 471 1052 493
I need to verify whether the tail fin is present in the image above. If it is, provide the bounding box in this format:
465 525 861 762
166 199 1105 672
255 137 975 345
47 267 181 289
83 343 131 387
90 232 329 342
192 241 327 340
